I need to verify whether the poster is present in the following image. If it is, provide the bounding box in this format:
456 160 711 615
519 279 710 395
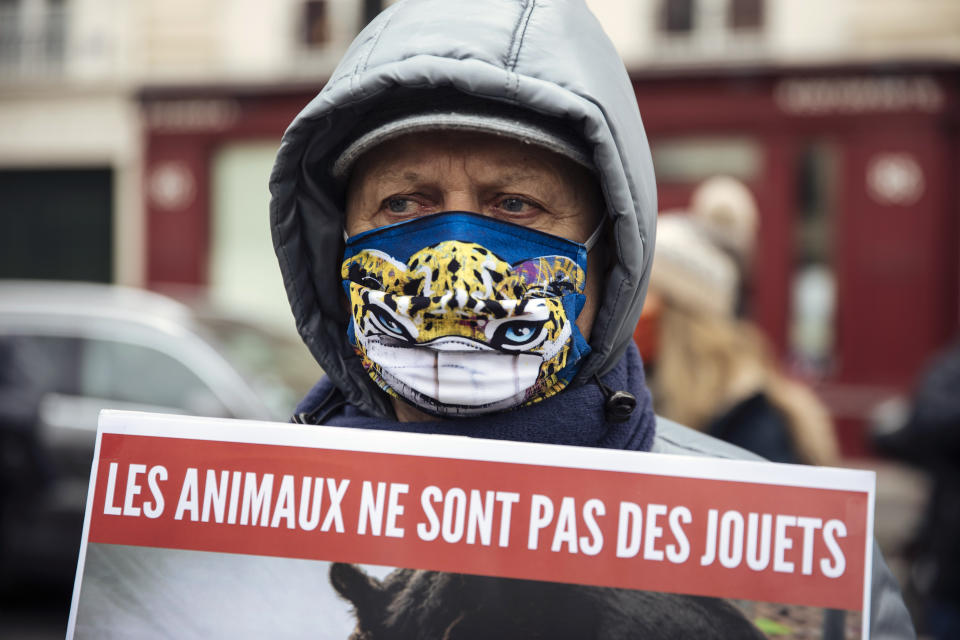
68 411 874 639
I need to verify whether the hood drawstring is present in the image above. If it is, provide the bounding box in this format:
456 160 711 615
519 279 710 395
593 374 637 424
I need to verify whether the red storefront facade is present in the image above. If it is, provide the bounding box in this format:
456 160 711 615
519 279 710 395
141 64 960 455
636 65 959 454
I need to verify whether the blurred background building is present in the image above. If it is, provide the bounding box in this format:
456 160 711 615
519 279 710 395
1 0 958 455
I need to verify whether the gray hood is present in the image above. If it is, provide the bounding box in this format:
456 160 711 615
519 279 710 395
270 0 657 417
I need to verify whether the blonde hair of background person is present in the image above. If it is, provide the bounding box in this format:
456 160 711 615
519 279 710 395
652 302 839 466
647 215 840 467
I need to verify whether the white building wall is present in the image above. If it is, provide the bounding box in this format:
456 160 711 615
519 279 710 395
1 0 958 287
767 0 854 63
586 0 655 65
585 0 960 68
214 0 362 82
849 0 960 60
128 0 362 83
0 92 132 164
217 0 296 80
67 0 132 81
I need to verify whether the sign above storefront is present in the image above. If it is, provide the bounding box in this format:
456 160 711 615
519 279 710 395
775 75 945 116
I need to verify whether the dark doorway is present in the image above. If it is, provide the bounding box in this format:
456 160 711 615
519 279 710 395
0 168 113 282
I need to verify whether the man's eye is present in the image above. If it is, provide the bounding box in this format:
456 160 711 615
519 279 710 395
498 197 533 213
385 197 415 214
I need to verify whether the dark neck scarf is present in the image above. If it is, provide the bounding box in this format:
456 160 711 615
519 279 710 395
294 342 656 452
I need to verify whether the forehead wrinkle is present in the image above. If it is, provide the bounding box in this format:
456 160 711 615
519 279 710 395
357 132 570 187
365 151 461 185
491 170 553 189
461 154 561 190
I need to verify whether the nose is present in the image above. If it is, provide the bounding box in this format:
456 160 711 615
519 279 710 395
442 189 482 213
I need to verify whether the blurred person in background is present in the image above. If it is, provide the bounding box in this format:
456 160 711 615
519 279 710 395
873 338 960 640
639 214 839 466
689 176 759 317
0 339 51 588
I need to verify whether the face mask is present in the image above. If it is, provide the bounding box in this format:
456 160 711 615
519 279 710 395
341 212 601 417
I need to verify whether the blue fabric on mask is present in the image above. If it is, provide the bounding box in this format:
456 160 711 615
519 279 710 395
343 211 591 266
340 212 593 417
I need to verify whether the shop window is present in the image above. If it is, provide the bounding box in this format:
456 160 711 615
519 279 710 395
789 142 838 375
362 0 385 28
655 0 766 58
729 0 763 31
0 0 66 75
210 142 294 330
0 168 113 282
302 0 330 48
659 0 694 34
0 0 18 63
650 136 761 183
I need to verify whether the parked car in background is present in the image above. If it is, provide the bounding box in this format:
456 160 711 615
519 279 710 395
0 280 319 590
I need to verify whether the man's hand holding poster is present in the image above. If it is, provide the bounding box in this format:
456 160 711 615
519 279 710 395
68 411 874 638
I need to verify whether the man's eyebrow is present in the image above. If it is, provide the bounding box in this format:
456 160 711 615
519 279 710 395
482 171 564 196
491 170 542 185
366 167 423 182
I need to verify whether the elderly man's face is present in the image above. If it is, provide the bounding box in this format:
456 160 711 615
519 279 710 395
345 131 605 421
345 131 605 336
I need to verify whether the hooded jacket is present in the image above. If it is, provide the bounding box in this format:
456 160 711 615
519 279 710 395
269 1 913 636
270 0 655 418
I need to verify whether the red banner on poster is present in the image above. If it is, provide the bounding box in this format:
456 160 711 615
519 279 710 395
89 431 868 611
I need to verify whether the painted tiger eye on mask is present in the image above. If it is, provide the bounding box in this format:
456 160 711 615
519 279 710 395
341 211 600 418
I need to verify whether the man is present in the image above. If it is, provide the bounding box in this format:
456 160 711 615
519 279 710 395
269 0 913 636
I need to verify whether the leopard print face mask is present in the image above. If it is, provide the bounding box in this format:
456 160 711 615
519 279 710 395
341 212 600 418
